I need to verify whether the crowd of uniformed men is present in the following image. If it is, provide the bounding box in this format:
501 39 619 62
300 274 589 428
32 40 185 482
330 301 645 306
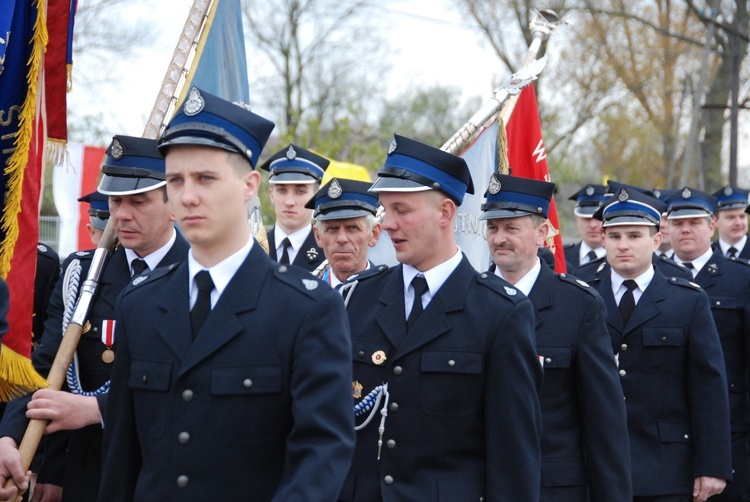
0 87 746 501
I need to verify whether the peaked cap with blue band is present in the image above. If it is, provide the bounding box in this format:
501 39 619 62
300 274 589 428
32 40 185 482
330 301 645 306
305 178 379 221
711 185 749 211
260 144 330 184
652 188 678 204
77 191 110 230
98 136 166 196
568 183 608 217
157 86 275 168
594 187 665 227
479 173 555 220
369 134 474 205
606 181 655 198
665 187 717 220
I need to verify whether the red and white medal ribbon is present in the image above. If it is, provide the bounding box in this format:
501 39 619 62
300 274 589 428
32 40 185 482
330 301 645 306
101 319 116 348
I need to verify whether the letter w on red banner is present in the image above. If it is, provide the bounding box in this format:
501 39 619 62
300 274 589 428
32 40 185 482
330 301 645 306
505 86 566 273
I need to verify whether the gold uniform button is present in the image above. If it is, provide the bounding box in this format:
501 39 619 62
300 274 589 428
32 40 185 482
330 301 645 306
243 378 253 388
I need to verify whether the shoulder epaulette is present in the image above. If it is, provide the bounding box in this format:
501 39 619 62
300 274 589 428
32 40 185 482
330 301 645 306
658 254 687 269
666 276 702 290
273 263 329 298
728 256 750 267
564 243 575 249
344 264 389 284
476 272 526 304
129 263 177 288
37 243 59 260
557 272 598 297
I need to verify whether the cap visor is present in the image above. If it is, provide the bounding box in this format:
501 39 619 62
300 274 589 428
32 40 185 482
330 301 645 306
369 177 431 193
269 172 319 184
315 208 374 221
574 207 599 217
97 174 166 196
667 209 713 220
479 208 537 221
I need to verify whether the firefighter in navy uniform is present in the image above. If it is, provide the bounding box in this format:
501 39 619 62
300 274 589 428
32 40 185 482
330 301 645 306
711 185 750 261
98 87 354 500
587 187 731 502
564 183 608 269
481 173 631 501
306 178 382 287
0 136 189 502
339 134 542 501
666 187 750 502
261 144 327 272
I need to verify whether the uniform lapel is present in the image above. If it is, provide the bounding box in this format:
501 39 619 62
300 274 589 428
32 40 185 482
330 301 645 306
394 258 472 360
98 247 132 310
598 272 625 336
622 272 664 334
694 249 723 291
293 226 322 269
528 263 554 330
374 265 408 348
156 263 192 361
268 230 277 261
178 245 268 377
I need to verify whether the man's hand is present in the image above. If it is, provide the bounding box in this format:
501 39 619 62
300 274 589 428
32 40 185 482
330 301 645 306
26 390 101 433
0 436 29 501
29 482 62 502
693 476 726 502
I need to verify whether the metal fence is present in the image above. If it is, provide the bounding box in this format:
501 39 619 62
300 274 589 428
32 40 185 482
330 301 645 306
39 216 60 253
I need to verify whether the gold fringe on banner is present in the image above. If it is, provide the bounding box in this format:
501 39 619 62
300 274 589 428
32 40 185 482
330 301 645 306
0 346 48 401
0 0 48 278
496 117 510 175
66 63 72 92
46 138 68 167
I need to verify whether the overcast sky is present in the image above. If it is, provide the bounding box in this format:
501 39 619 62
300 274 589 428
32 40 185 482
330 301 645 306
67 0 525 143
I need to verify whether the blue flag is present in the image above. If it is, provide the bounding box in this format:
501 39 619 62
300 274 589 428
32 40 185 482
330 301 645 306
181 0 249 105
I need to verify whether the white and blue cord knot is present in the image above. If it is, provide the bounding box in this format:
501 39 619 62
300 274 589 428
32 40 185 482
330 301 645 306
354 383 390 459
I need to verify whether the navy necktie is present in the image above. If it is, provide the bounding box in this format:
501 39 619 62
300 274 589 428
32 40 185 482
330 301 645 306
728 247 738 259
191 271 214 340
618 279 638 325
131 259 148 277
279 238 291 265
585 250 597 263
406 276 429 332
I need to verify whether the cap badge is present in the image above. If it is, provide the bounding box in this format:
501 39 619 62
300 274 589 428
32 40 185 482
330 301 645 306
110 138 124 159
37 244 47 252
352 381 363 399
585 186 595 196
388 138 397 155
504 286 517 296
285 144 297 160
327 179 343 199
488 176 501 195
301 279 318 291
306 247 319 261
618 188 629 202
75 251 89 257
371 350 387 365
724 186 733 196
682 187 692 199
184 87 205 116
653 189 661 199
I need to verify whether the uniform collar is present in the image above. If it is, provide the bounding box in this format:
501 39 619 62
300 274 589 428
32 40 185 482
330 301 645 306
125 228 177 275
493 257 541 297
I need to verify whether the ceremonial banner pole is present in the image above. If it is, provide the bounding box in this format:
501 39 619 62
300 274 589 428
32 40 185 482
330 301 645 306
7 0 215 489
441 9 564 157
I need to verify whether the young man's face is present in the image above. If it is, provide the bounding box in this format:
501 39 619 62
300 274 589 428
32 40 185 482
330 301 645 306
668 217 714 262
108 189 175 257
486 216 546 277
714 208 748 245
268 183 316 234
165 145 259 259
603 225 661 279
575 215 603 249
380 191 448 271
313 216 381 281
